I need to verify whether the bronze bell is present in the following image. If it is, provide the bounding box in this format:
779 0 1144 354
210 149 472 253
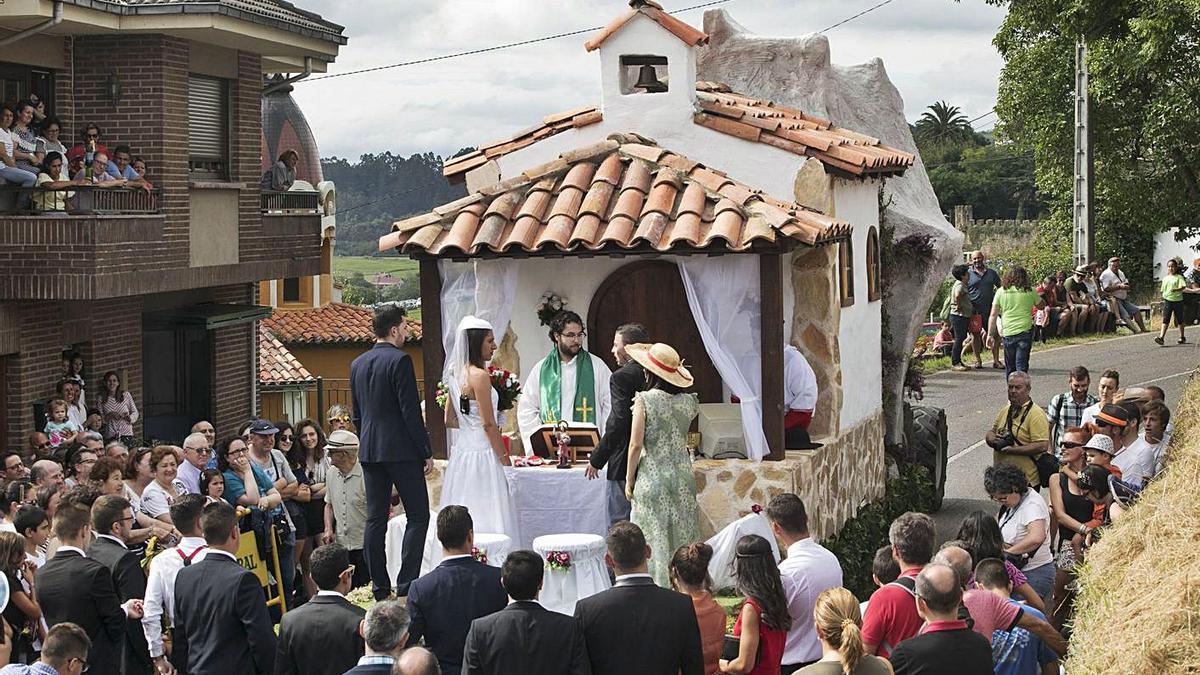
633 64 667 93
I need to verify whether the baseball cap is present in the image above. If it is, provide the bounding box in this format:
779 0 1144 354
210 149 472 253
1083 434 1115 456
248 419 279 436
324 429 360 452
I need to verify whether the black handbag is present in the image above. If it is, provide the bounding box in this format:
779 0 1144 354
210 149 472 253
1035 452 1061 489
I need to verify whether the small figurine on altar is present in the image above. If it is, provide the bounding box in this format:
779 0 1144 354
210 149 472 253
555 419 572 469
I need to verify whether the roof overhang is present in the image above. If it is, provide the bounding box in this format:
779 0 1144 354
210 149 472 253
1 0 343 70
145 302 272 330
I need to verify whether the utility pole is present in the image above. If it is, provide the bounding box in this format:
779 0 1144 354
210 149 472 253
1072 37 1094 267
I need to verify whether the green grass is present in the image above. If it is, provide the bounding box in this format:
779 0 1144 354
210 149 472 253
332 255 419 278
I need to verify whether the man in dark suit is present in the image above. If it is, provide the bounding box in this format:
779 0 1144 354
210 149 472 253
350 304 433 600
574 522 703 675
36 501 141 675
406 506 506 675
341 600 410 675
87 494 152 675
276 543 366 675
463 549 590 675
174 501 276 674
586 324 649 524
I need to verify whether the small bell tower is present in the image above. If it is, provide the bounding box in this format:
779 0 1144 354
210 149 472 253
586 0 708 133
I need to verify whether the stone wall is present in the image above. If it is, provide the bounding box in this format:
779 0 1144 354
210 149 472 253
952 205 1039 255
421 407 886 542
789 238 843 439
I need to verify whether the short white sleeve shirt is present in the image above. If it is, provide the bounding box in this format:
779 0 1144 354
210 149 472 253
999 490 1053 569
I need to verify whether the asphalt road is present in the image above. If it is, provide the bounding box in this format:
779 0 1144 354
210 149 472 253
919 332 1200 542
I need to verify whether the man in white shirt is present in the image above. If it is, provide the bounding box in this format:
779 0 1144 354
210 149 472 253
766 493 843 673
517 311 612 454
1141 401 1171 478
783 345 819 449
1099 256 1146 332
143 494 208 675
174 433 210 495
1080 369 1120 427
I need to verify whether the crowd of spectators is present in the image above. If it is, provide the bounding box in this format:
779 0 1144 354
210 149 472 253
0 95 152 212
931 251 1199 377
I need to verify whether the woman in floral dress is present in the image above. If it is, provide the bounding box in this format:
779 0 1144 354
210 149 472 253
624 342 701 587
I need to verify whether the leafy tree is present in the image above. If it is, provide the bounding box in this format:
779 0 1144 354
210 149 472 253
924 142 1043 220
981 0 1200 289
338 272 378 306
913 101 976 146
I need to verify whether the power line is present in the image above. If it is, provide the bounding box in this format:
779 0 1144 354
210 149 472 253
924 150 1033 170
305 0 736 82
818 0 897 33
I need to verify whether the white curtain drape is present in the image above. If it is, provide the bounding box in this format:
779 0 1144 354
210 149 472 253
438 259 519 390
677 255 768 461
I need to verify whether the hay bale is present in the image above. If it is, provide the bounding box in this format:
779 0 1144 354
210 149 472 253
1067 370 1200 674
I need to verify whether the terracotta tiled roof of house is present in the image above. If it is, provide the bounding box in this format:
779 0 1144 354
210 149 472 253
693 82 914 177
381 134 850 258
263 302 423 345
259 328 314 386
584 0 710 52
442 107 604 178
442 83 913 182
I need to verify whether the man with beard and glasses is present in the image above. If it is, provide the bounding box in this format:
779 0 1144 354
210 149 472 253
517 310 612 455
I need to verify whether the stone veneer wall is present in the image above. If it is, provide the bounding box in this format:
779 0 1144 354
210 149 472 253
421 407 886 542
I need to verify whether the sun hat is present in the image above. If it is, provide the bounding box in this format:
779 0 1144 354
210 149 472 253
1096 403 1130 428
1083 434 1115 456
324 429 360 452
1074 264 1089 274
625 342 693 389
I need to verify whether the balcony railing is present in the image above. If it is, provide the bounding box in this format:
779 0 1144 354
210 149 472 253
261 190 320 215
0 185 161 215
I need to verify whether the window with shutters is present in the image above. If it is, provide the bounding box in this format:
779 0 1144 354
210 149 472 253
188 75 229 179
839 239 855 307
866 226 882 302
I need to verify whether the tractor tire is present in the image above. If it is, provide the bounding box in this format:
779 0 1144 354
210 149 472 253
910 404 948 511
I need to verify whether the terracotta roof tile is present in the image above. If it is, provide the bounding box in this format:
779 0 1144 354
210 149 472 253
584 0 710 53
381 134 850 258
442 83 912 182
258 328 314 386
262 303 423 345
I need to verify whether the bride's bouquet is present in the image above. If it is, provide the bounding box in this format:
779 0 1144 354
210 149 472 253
488 366 522 411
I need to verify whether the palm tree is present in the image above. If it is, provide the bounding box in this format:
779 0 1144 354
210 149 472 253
914 101 974 144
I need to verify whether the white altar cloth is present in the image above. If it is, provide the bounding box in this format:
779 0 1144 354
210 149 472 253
504 465 609 549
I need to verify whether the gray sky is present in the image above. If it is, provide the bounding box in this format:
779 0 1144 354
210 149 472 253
291 0 1007 161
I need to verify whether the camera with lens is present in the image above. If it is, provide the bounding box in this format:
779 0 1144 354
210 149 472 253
988 432 1018 452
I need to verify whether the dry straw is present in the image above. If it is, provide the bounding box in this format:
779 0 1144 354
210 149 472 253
1068 370 1200 674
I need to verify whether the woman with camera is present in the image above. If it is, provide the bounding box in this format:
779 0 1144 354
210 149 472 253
983 464 1054 610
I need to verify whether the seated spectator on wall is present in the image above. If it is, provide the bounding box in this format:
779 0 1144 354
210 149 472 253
0 105 37 188
111 145 152 188
262 149 298 191
35 116 67 156
11 100 44 175
132 156 147 180
74 152 124 185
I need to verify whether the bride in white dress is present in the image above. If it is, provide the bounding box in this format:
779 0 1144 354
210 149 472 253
439 316 520 543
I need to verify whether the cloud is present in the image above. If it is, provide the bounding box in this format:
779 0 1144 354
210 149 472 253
292 0 1007 160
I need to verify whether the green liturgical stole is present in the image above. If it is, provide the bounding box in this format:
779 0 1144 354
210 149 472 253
538 347 596 424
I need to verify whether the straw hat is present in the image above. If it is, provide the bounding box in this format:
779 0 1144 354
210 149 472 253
625 342 693 389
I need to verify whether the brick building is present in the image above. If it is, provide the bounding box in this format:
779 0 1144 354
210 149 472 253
0 0 345 448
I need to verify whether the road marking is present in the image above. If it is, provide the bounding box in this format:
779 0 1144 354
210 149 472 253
944 368 1195 465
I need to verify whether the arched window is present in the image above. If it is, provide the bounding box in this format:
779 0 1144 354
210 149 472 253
866 226 882 302
838 238 854 307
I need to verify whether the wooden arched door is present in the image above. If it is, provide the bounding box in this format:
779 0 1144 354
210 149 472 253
588 261 723 403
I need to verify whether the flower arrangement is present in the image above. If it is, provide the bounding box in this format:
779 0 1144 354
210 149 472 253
435 381 450 410
546 550 572 571
471 546 488 565
488 366 522 411
751 503 764 514
535 292 569 328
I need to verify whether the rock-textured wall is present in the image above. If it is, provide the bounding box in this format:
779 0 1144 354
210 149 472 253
697 10 963 444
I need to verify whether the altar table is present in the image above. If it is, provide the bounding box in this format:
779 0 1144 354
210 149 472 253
504 464 609 549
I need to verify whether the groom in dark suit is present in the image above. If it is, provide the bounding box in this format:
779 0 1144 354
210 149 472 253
463 549 590 675
574 522 704 675
350 304 433 600
406 506 507 675
586 323 650 524
87 495 152 675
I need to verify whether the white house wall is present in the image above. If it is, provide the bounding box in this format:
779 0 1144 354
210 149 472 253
834 179 883 428
1154 230 1198 279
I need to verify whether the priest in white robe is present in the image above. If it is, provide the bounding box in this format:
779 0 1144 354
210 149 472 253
517 311 612 454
